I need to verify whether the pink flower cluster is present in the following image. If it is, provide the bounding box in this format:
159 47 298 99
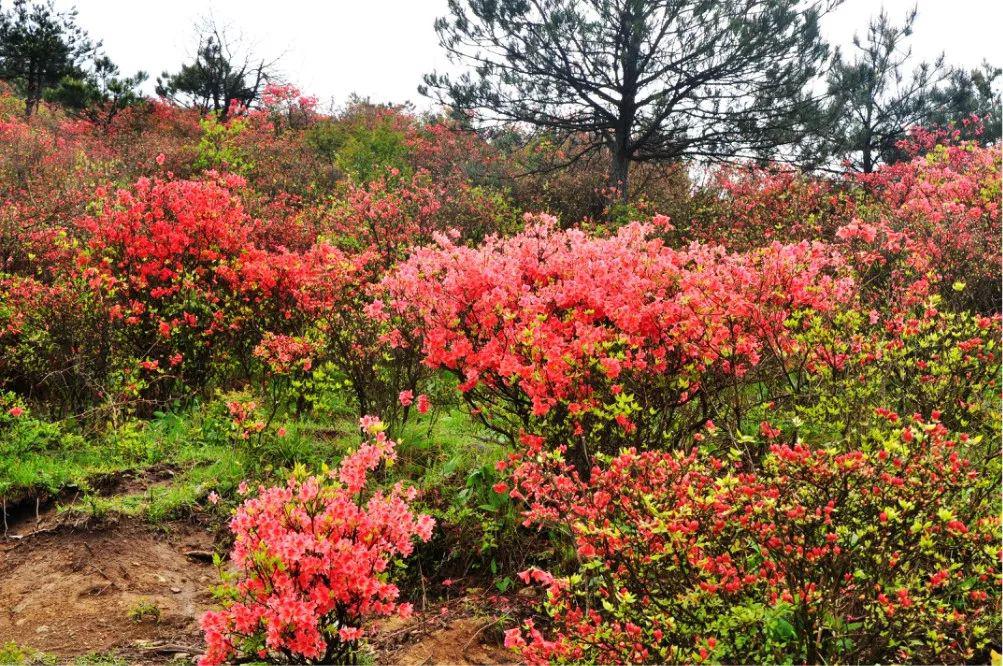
379 215 853 419
847 140 1001 309
199 418 435 665
252 332 317 375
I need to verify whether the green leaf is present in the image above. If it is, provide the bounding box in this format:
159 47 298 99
768 618 797 641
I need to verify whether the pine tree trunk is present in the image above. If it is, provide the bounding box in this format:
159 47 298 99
862 143 874 173
609 148 630 204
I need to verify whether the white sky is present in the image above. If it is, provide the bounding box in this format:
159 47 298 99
58 0 1003 110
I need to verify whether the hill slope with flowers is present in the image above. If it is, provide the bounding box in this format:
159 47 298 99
0 85 999 664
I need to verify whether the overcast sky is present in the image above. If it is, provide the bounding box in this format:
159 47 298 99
59 0 1002 110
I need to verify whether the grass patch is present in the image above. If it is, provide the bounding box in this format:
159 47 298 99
2 383 517 542
0 642 56 665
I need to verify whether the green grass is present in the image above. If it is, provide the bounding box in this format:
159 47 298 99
75 437 247 522
1 401 244 522
2 383 513 530
1 414 146 503
396 408 509 487
0 642 57 665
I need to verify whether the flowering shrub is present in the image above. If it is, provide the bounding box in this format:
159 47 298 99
328 172 444 263
684 138 1001 313
0 274 110 416
504 411 1001 664
70 177 270 408
0 168 453 424
0 110 104 276
380 216 853 461
254 239 426 432
253 332 318 417
687 164 855 251
200 417 435 665
847 140 1001 311
254 333 317 376
0 175 327 416
256 83 319 134
266 172 485 432
784 297 1002 457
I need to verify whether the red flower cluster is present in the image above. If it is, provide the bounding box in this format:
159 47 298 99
253 332 317 375
684 137 1000 313
690 164 854 250
847 140 1001 310
1 176 281 411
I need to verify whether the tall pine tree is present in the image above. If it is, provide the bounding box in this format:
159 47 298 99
0 0 97 116
423 0 837 200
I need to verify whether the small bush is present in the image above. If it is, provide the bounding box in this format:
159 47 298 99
199 417 434 665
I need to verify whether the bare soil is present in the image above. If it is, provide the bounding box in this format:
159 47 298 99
0 519 214 661
375 596 514 665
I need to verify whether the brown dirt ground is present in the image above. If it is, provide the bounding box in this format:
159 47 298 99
375 595 514 665
0 518 215 661
1 510 515 664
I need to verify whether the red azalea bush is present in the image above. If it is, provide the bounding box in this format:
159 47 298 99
0 165 479 422
379 215 854 458
73 176 269 403
683 136 1000 313
253 332 317 376
0 175 316 414
326 167 515 261
0 273 112 416
327 172 444 263
0 109 106 275
253 332 319 417
255 83 320 134
503 411 1001 664
845 139 1001 311
687 164 856 250
200 416 435 665
264 231 427 430
307 241 428 428
278 171 506 431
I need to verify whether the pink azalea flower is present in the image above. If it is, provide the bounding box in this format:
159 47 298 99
398 389 414 407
